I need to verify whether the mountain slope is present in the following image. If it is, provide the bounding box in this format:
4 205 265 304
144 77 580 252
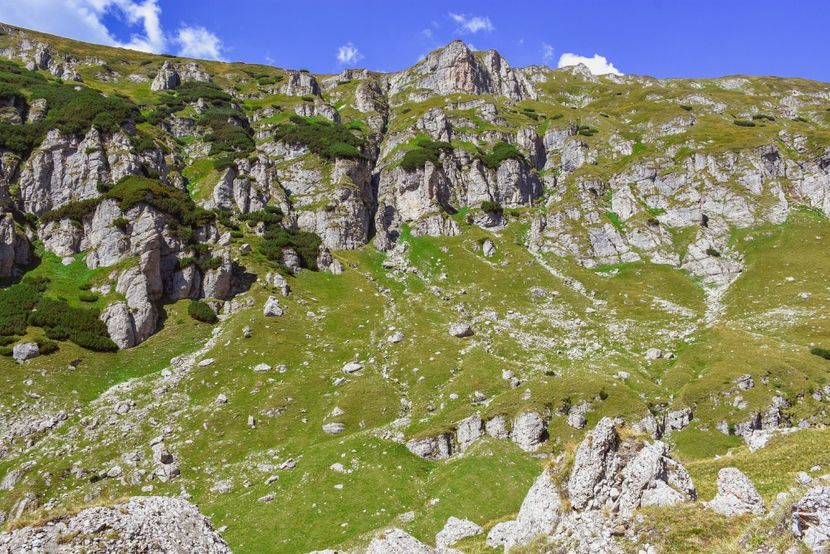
0 22 830 553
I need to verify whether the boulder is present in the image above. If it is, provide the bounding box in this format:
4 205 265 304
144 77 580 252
707 467 765 517
12 342 39 363
449 322 474 338
482 238 496 257
322 422 345 435
263 296 284 317
511 411 547 452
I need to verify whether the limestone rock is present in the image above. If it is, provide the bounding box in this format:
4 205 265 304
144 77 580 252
449 322 474 338
707 467 765 517
0 496 230 553
367 528 434 554
792 486 830 553
263 296 284 317
406 433 453 460
511 411 547 452
486 470 561 551
12 342 39 363
436 516 483 548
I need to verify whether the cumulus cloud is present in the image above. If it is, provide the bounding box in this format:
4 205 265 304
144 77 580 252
557 52 622 75
336 42 363 65
542 43 555 63
449 13 494 34
0 0 225 59
174 25 224 60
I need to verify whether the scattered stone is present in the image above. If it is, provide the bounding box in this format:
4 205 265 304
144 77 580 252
644 348 663 360
242 326 253 338
342 361 364 374
707 467 765 516
387 332 405 344
263 296 284 317
322 422 345 435
248 415 256 429
253 363 271 373
482 238 496 257
278 459 296 470
406 433 453 460
215 394 228 404
448 322 474 338
198 358 215 367
258 493 276 503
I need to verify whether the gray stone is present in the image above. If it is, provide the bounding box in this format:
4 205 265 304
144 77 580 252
449 322 474 338
708 467 765 516
12 342 39 363
436 516 483 548
792 486 830 553
263 296 284 317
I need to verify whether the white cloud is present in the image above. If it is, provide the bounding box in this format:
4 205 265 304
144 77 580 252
336 42 362 65
420 28 433 39
0 0 225 59
542 43 555 63
557 52 622 75
449 13 494 34
174 25 224 60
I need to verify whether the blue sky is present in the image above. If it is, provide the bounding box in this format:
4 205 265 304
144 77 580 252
1 1 829 81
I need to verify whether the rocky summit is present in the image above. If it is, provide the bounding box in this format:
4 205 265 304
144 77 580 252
1 19 830 554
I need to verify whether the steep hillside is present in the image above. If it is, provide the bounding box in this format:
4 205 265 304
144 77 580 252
1 22 830 553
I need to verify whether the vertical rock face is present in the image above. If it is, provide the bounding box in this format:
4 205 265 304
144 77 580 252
0 210 31 278
0 496 231 553
280 71 321 97
150 60 210 91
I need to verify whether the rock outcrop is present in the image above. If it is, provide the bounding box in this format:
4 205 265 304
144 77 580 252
366 528 433 554
0 496 231 553
792 486 830 553
487 469 561 551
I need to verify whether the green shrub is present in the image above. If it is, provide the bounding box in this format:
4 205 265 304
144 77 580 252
79 292 99 303
0 346 11 356
479 142 521 169
577 125 598 136
239 206 283 226
34 337 59 355
0 280 45 335
41 198 100 224
259 226 322 270
480 200 503 215
112 217 128 230
706 247 721 257
811 347 830 360
106 175 214 228
680 104 693 111
400 137 453 172
188 300 218 323
733 119 756 127
28 297 117 351
0 335 16 346
752 113 775 122
272 115 365 160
